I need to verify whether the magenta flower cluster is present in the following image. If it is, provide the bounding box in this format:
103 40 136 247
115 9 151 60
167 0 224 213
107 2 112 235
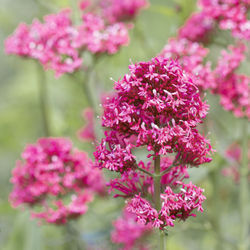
95 57 212 230
111 208 152 250
5 0 149 77
159 0 250 120
100 0 149 24
160 38 215 92
127 182 205 229
213 44 250 118
222 142 250 183
10 138 105 224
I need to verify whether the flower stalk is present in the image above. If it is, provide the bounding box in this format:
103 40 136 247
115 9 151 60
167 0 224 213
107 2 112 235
238 118 249 250
37 64 50 137
154 154 165 250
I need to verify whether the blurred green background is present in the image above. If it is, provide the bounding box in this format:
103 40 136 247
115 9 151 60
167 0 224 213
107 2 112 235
0 0 249 249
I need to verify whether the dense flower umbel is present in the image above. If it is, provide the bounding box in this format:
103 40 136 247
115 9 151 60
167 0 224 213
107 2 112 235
74 13 130 55
108 157 189 198
200 0 250 40
95 57 212 230
160 38 215 91
214 44 250 119
5 7 130 77
100 0 149 23
5 10 82 78
178 12 214 43
127 182 205 229
95 57 212 172
111 208 152 250
10 138 105 224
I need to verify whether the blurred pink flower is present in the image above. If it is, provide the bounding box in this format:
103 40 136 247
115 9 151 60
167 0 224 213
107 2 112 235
100 0 149 23
111 208 152 250
10 137 106 224
77 107 96 142
222 143 250 183
127 182 206 230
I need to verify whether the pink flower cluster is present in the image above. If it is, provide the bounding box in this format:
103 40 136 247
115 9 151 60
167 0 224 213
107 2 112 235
10 137 105 224
160 38 215 91
222 143 250 183
74 13 129 55
111 208 152 250
213 44 250 118
160 0 250 120
5 0 149 77
95 57 212 170
5 10 82 77
95 57 211 230
77 107 96 142
100 0 149 23
178 12 214 43
127 182 205 230
200 0 250 40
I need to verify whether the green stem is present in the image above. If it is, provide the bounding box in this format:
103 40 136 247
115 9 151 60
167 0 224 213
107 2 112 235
64 223 84 250
209 161 224 250
238 118 249 250
154 154 165 250
37 64 50 137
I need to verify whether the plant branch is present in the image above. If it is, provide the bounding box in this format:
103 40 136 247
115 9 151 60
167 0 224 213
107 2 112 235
37 64 50 137
238 118 249 250
153 154 165 250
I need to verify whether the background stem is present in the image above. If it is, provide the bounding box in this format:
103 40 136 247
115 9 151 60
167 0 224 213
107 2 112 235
238 118 249 250
154 154 165 250
37 64 50 137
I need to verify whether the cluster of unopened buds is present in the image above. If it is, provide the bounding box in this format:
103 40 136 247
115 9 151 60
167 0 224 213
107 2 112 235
10 138 105 224
5 0 149 77
94 57 213 232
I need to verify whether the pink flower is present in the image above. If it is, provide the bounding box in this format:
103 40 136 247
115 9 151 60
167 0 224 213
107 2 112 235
214 44 250 119
5 9 82 77
10 137 106 224
95 57 212 171
111 208 152 250
100 0 149 23
127 182 206 230
200 0 250 40
74 13 130 55
222 143 250 183
178 12 214 43
77 107 96 142
94 57 212 230
160 38 215 91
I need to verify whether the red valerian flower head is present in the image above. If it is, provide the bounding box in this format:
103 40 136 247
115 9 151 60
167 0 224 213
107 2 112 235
222 142 250 183
127 182 206 230
178 12 215 43
214 44 250 119
5 10 83 78
160 38 215 91
10 137 106 224
95 57 212 173
100 0 149 23
111 207 152 250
